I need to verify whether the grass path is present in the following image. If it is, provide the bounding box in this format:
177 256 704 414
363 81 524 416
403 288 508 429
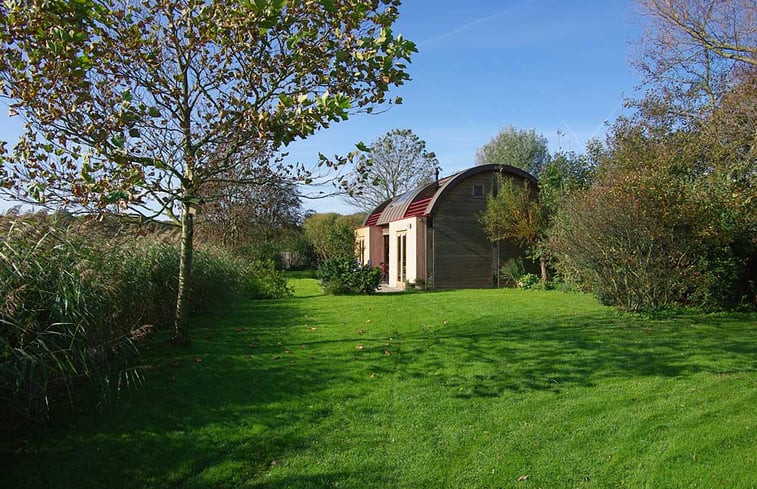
2 277 755 488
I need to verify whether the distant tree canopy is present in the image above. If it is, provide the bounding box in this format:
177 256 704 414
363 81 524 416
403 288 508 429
303 212 364 264
475 126 549 176
345 129 440 212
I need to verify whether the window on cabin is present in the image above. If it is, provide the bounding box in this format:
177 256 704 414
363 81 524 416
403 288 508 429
472 184 484 198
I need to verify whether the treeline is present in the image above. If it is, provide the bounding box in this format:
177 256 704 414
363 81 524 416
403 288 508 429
481 0 755 312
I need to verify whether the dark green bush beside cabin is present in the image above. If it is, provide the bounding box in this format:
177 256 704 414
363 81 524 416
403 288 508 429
317 257 382 295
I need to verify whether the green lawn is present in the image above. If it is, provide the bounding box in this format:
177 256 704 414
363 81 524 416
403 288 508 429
2 278 756 488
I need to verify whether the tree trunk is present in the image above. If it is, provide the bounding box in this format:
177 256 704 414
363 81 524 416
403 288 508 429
539 255 548 283
173 202 194 345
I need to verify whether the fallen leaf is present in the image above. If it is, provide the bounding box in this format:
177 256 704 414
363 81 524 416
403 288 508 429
517 475 529 482
357 329 365 335
285 350 293 354
270 459 279 466
194 357 203 363
370 372 376 378
272 355 280 360
442 320 448 326
170 360 181 367
236 327 243 332
384 349 392 356
247 343 256 348
308 327 317 331
365 319 372 323
356 344 365 350
168 376 176 382
300 344 308 349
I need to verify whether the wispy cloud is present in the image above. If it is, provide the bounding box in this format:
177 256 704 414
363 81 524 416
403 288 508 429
418 1 533 48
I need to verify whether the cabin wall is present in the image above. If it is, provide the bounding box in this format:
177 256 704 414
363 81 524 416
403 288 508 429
355 226 387 269
432 171 530 289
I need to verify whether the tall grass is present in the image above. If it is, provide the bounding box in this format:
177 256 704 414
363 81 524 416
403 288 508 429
0 213 290 426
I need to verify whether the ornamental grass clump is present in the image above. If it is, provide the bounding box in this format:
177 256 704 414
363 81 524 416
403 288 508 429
0 213 290 424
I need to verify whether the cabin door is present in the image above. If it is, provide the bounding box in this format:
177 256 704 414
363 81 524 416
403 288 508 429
382 234 390 283
396 231 407 288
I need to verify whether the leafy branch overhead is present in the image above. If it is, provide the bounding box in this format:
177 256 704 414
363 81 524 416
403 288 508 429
0 0 416 218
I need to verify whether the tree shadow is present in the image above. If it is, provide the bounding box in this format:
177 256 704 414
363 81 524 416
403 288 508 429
1 293 754 488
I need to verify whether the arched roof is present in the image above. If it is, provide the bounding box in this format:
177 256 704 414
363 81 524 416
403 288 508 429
361 164 537 227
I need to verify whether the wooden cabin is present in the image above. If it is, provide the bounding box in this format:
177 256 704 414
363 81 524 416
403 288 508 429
355 164 538 290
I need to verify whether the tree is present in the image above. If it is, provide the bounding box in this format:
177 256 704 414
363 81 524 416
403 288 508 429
198 167 306 263
479 177 548 282
475 126 549 176
479 153 593 285
0 0 416 343
344 129 439 212
303 212 364 263
636 0 757 113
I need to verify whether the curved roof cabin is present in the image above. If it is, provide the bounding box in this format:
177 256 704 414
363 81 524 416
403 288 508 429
355 164 538 289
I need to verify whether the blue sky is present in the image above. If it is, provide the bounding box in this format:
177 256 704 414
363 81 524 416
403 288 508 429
0 0 644 214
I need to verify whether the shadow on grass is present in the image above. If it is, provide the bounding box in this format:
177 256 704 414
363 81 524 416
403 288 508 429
1 291 754 488
390 311 756 398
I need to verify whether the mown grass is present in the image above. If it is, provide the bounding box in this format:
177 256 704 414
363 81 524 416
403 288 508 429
1 277 755 488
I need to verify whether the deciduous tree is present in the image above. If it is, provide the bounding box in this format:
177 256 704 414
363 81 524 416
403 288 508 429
345 128 439 212
0 0 416 343
636 0 756 112
475 126 549 176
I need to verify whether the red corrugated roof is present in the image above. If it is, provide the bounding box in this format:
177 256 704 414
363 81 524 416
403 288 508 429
365 212 381 226
404 197 432 218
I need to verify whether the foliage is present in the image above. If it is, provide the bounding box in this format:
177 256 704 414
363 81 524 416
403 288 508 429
1 279 755 488
480 175 549 281
475 126 550 175
0 0 416 343
199 170 307 261
344 129 440 212
516 273 540 289
317 256 381 295
246 259 294 299
303 212 363 264
537 151 595 217
0 213 269 423
550 80 756 311
499 257 527 287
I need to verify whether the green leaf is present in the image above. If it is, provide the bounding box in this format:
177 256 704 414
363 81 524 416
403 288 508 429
104 190 129 203
319 0 336 13
129 128 140 138
148 107 160 117
356 142 369 152
111 134 125 148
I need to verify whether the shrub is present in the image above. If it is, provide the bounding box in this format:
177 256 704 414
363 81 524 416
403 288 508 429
246 259 294 299
500 258 526 287
517 273 541 290
316 257 381 295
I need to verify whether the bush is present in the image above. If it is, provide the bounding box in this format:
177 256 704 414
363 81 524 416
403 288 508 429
517 273 541 289
316 257 381 295
246 259 294 299
500 258 526 287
